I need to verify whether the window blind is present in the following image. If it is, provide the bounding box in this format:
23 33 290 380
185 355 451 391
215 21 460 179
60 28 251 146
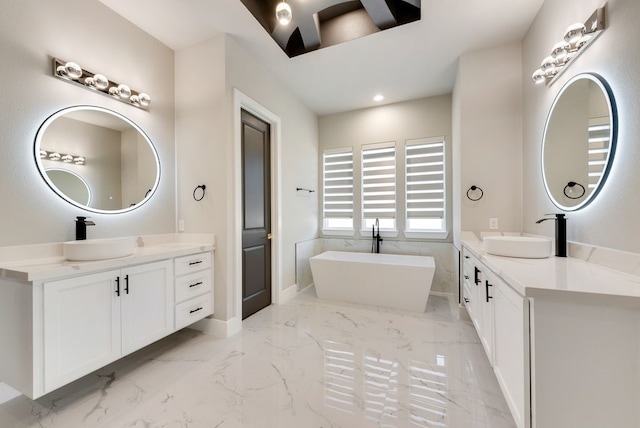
362 142 396 220
323 148 354 220
405 138 445 221
587 119 610 190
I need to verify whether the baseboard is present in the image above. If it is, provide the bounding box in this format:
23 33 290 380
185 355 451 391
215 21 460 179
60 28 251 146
189 316 242 338
279 283 299 304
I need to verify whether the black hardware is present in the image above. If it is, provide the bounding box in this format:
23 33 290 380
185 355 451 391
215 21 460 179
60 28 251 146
535 213 567 257
193 185 206 201
115 277 120 297
371 218 383 254
189 260 203 266
189 281 203 288
124 275 129 294
296 187 316 193
563 181 585 199
189 307 203 314
466 185 484 201
75 216 95 240
464 255 470 259
464 275 469 280
464 298 470 304
474 266 481 285
485 280 493 303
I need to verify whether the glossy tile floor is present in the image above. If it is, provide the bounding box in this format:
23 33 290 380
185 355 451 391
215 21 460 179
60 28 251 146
0 289 516 427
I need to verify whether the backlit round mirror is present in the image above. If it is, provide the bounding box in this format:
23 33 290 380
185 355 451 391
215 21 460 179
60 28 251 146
35 106 160 213
542 73 617 211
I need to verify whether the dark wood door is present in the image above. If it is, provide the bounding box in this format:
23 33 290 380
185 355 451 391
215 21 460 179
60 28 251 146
241 109 272 320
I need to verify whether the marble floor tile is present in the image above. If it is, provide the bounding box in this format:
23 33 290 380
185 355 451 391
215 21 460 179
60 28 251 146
0 291 515 428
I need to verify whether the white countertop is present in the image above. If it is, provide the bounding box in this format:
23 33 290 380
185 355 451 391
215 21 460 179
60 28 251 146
0 234 215 282
462 237 640 306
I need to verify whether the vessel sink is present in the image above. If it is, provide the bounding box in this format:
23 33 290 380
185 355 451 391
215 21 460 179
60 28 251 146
63 237 135 261
483 236 552 259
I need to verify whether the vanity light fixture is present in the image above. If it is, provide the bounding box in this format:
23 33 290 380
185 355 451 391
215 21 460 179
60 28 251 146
53 58 151 110
276 0 292 26
531 6 606 86
40 150 85 165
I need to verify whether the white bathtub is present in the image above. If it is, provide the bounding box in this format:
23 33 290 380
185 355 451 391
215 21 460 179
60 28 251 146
309 251 436 312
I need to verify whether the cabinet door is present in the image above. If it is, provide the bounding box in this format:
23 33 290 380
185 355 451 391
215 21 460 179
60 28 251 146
121 260 174 355
44 270 121 393
481 270 495 365
493 277 530 428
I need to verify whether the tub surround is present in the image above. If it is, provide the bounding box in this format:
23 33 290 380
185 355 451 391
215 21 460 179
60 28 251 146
461 232 640 427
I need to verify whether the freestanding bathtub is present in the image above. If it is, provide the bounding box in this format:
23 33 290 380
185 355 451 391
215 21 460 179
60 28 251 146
309 251 436 312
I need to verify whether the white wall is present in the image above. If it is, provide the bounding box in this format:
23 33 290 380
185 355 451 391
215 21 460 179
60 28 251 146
453 42 523 249
318 96 453 239
523 0 640 251
0 0 176 245
175 35 318 321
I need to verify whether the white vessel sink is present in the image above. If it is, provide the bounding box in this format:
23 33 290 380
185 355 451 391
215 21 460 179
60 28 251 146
483 236 552 259
63 237 135 261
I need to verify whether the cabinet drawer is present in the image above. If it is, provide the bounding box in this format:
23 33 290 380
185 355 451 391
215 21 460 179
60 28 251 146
175 270 212 304
175 293 213 330
174 252 212 276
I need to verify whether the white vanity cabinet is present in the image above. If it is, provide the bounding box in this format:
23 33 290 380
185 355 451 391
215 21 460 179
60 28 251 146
173 252 213 330
0 244 214 399
43 260 173 392
491 271 529 428
462 249 494 364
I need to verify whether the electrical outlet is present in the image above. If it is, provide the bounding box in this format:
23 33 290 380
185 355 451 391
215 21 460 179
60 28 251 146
489 218 499 230
178 219 185 232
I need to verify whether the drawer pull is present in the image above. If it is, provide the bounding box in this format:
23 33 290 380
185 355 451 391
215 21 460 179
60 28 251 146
464 256 470 259
464 275 469 280
474 266 481 285
189 307 203 314
188 260 203 266
485 280 493 302
464 297 469 303
189 281 203 288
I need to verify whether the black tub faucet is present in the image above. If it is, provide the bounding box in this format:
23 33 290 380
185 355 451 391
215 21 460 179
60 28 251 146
535 213 567 257
75 216 95 240
372 218 383 253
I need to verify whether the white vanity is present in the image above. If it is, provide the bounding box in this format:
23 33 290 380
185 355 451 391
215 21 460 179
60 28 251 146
462 235 640 428
0 234 214 399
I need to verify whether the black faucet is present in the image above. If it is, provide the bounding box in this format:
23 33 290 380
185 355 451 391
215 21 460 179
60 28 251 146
535 213 567 257
75 216 95 240
372 218 383 253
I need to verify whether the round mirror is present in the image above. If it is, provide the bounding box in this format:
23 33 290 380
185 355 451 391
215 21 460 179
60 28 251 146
542 73 617 211
34 106 160 213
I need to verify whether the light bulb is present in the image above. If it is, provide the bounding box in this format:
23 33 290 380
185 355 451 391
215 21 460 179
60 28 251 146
64 62 83 80
551 41 570 60
117 84 132 99
39 150 48 158
93 74 109 90
564 23 586 45
49 152 61 161
532 69 546 84
138 93 151 107
540 56 556 73
373 94 384 102
74 157 85 165
130 95 140 104
61 154 73 163
276 1 292 26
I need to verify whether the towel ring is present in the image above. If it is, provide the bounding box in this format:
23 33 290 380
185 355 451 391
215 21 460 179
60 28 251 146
466 185 483 201
563 181 585 199
193 184 206 201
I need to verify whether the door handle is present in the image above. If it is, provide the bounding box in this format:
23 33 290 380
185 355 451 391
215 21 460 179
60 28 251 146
485 280 493 302
267 233 273 240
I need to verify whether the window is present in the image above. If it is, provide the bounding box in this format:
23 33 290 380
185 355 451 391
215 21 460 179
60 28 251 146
405 137 445 232
322 148 354 230
362 142 396 230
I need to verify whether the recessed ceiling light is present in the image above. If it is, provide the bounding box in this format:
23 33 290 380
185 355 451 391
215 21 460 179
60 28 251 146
373 94 384 102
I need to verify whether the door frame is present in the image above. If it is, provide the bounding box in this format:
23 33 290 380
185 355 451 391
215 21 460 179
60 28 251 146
233 89 282 324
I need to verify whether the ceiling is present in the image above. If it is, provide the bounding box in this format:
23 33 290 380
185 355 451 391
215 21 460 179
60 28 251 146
99 0 544 116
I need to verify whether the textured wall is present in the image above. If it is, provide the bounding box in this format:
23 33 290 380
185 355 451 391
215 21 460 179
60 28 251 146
523 0 640 251
0 0 176 245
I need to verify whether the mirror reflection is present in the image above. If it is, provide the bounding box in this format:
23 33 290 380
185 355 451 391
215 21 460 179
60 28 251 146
35 106 160 213
542 73 616 211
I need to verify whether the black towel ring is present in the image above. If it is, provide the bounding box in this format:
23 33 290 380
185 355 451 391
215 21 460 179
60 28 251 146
466 185 483 201
193 184 206 201
563 181 585 199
